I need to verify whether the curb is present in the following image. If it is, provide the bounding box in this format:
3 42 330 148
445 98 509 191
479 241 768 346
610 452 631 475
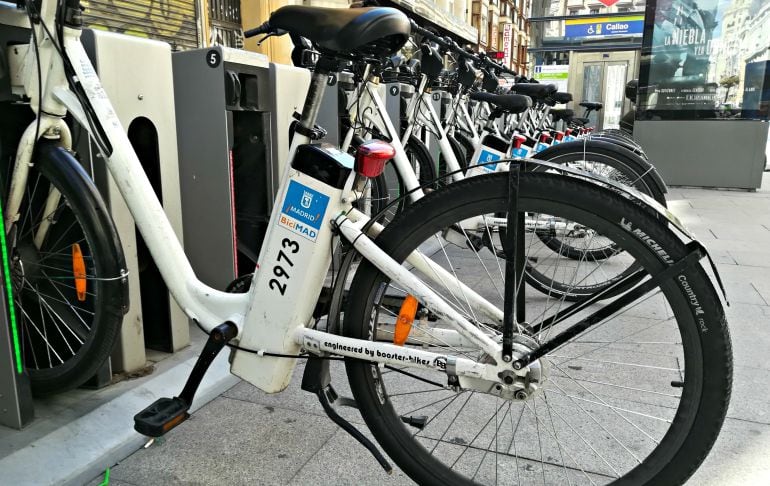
0 351 239 486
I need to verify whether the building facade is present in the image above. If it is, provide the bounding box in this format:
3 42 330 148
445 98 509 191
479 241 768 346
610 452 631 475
531 0 646 65
715 0 770 104
471 0 531 74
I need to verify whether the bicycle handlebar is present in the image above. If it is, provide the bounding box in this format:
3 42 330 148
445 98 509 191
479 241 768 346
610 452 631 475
244 22 288 39
244 21 271 38
409 20 517 77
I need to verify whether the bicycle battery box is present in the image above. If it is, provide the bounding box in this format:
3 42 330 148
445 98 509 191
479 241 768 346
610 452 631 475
467 134 509 177
230 145 351 393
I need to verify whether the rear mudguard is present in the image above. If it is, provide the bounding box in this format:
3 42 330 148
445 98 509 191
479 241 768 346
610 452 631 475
36 142 130 314
536 139 668 199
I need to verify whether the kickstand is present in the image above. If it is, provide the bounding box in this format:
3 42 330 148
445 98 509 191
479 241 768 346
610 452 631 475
302 357 392 473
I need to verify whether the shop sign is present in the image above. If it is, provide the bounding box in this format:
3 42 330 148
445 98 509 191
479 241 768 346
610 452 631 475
565 15 644 38
502 23 513 66
533 65 569 92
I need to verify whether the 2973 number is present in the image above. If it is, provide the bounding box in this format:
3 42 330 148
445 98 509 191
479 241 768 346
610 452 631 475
268 238 299 295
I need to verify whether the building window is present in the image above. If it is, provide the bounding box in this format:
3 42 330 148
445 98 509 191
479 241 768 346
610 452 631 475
589 8 600 14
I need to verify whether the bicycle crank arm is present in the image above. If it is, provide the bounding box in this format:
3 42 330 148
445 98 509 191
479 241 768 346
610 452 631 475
134 322 238 437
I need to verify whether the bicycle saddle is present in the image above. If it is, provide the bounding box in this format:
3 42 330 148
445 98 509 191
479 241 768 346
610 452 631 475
469 92 532 114
625 79 638 103
550 108 574 122
270 6 410 57
579 101 603 111
509 83 557 100
551 92 572 104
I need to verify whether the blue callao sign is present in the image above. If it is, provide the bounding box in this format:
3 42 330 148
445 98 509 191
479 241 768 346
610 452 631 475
565 16 644 38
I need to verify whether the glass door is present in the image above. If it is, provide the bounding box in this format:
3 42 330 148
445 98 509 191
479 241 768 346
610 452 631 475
581 63 603 128
568 51 638 131
603 62 629 129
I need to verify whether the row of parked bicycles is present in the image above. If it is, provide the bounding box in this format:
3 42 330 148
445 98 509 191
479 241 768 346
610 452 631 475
5 1 731 484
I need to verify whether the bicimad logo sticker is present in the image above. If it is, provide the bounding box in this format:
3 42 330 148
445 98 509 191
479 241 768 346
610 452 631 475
476 148 502 172
279 180 329 242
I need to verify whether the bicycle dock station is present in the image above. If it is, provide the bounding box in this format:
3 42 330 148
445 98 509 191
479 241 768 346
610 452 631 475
1 0 770 485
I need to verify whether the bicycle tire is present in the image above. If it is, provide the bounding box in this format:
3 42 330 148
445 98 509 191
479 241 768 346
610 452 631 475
8 143 126 396
500 140 667 301
590 133 647 160
344 171 731 486
397 135 437 201
535 140 663 204
454 131 476 167
532 139 667 264
438 134 468 178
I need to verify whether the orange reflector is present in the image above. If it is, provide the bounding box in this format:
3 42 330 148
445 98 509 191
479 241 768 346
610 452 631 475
162 412 190 433
72 243 87 302
393 295 419 346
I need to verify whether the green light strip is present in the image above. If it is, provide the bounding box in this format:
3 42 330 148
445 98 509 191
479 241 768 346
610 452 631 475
0 199 22 374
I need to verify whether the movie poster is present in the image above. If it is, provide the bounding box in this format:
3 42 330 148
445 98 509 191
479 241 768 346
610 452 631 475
637 0 770 120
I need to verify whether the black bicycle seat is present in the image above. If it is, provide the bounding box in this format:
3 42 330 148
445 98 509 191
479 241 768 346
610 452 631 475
551 92 572 104
509 83 557 100
550 108 574 122
469 92 532 114
579 101 603 111
625 79 638 103
270 6 410 57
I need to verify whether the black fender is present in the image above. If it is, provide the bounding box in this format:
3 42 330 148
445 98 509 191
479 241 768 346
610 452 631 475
36 142 130 314
535 139 668 201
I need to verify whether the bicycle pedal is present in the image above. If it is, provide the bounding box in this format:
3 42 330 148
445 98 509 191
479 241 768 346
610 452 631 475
134 397 190 437
400 415 428 430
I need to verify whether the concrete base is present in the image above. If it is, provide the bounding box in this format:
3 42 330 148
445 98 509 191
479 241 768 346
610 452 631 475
634 120 769 190
0 346 238 486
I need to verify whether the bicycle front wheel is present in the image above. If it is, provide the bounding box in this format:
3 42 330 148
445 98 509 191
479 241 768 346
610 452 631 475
344 171 731 485
7 143 126 396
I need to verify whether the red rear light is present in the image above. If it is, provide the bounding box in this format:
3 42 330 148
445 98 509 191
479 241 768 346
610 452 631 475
539 132 550 143
355 140 394 178
513 135 527 149
555 131 564 141
565 128 572 136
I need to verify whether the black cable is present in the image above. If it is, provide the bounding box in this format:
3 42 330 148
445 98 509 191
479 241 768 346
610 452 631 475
29 0 113 156
24 3 43 152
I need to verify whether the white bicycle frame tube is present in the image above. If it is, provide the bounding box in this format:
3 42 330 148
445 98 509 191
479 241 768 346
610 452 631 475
340 79 424 202
346 209 504 326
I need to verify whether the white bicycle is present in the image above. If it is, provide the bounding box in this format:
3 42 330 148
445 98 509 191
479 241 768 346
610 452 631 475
4 2 732 484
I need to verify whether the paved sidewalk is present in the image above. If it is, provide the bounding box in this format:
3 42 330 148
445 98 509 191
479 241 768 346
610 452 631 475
88 174 770 486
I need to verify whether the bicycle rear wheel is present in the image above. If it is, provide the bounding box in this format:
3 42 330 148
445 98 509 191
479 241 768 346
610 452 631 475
7 143 126 396
344 171 730 485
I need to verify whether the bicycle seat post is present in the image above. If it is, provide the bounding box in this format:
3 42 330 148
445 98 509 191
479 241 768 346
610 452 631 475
295 56 340 141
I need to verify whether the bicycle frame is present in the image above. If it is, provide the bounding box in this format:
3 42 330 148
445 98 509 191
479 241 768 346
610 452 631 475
341 71 466 190
9 4 523 396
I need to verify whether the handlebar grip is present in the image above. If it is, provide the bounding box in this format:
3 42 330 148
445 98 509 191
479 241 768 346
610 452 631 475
244 21 271 38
